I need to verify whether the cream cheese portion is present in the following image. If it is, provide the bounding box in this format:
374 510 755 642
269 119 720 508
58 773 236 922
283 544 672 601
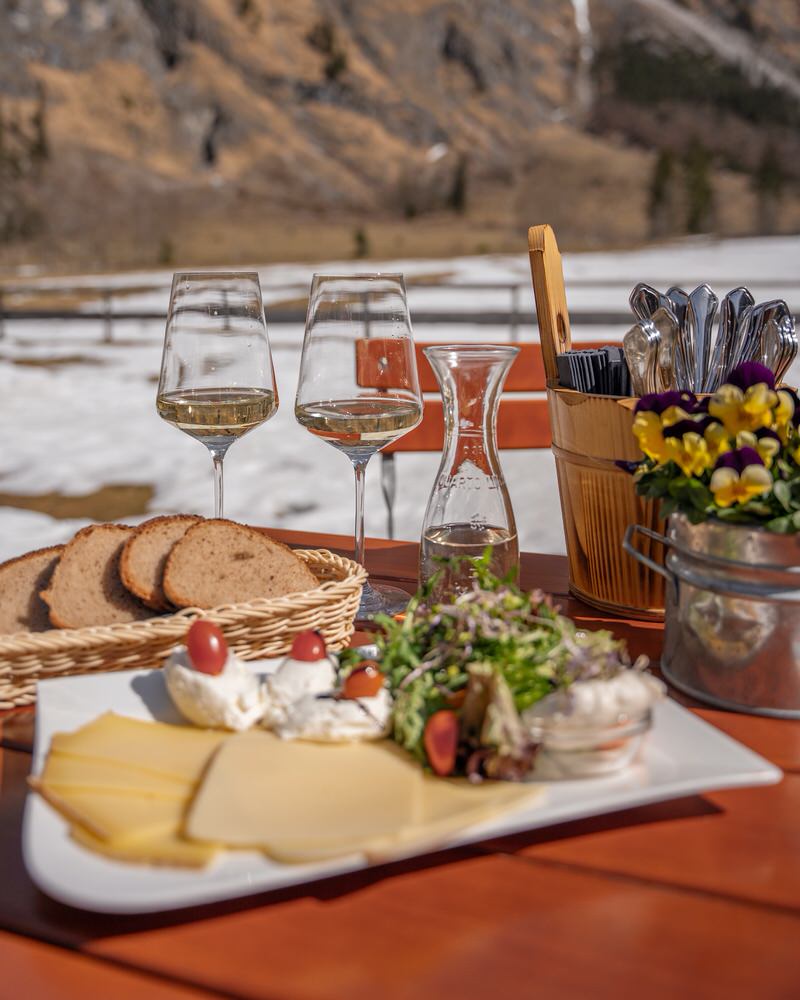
261 656 337 730
261 654 391 741
558 670 665 728
276 687 392 742
164 646 266 731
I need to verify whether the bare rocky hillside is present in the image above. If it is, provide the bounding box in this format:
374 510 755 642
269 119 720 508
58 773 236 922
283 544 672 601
1 0 799 271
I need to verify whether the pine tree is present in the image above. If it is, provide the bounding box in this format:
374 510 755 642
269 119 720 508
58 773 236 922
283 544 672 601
683 140 713 234
29 83 49 164
649 149 675 237
753 143 783 233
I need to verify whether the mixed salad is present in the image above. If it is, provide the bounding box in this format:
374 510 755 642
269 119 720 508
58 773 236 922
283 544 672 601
341 554 646 781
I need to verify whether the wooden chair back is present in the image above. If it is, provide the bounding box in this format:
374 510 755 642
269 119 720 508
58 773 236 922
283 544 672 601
355 339 609 453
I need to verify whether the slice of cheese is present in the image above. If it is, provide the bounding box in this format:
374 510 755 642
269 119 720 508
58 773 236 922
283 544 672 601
187 729 545 864
362 777 545 862
50 712 224 782
70 825 219 869
34 782 188 843
186 730 421 851
36 750 192 799
264 777 544 864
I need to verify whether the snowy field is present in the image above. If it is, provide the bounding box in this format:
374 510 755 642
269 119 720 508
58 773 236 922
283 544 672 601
1 234 798 565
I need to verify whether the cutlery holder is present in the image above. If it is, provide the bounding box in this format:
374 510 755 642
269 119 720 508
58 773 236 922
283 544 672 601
529 223 665 618
548 384 665 619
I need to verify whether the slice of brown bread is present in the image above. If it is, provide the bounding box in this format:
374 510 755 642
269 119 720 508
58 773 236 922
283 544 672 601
41 524 152 629
119 515 203 612
0 545 64 635
162 519 319 609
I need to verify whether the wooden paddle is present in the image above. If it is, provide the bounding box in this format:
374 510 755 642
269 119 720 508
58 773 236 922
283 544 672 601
528 224 572 383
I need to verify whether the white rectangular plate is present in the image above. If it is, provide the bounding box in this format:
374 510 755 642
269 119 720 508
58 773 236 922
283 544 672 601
23 661 781 914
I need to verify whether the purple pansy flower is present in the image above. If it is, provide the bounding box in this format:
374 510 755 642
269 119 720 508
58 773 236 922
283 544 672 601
635 390 699 415
779 387 800 427
726 361 775 391
662 416 714 439
714 446 764 473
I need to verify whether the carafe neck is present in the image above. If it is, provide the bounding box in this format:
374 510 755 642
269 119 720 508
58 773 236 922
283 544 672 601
425 345 519 474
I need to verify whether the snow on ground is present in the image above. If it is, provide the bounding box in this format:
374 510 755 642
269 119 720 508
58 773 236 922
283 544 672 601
1 235 798 564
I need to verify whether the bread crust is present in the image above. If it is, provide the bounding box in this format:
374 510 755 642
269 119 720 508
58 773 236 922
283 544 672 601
0 544 64 635
119 514 202 611
163 519 319 609
41 524 152 629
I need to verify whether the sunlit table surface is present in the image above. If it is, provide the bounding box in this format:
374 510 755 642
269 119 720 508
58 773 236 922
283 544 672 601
1 527 799 1000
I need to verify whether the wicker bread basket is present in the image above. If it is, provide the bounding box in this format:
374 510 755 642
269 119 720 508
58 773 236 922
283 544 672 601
0 548 366 709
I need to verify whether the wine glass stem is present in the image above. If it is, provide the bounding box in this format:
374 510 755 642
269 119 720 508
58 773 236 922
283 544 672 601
212 452 225 519
352 455 369 568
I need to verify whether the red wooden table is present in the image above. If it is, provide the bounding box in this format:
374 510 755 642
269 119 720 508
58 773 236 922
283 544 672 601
1 528 799 999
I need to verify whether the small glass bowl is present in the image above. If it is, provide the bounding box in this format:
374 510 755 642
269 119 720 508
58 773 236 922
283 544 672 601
523 689 654 779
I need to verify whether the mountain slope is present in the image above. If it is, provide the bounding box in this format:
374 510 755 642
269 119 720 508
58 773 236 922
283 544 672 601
0 0 798 271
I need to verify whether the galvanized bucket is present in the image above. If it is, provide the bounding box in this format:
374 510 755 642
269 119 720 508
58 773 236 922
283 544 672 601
624 514 800 718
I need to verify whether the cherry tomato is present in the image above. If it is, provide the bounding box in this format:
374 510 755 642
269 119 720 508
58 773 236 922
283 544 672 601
423 710 460 777
444 688 467 709
342 661 384 699
186 620 228 675
290 629 327 662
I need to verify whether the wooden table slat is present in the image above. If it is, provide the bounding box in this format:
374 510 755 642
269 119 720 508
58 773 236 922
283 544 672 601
0 929 217 1000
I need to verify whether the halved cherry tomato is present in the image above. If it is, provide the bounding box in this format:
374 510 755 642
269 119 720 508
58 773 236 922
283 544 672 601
444 688 467 709
186 620 227 675
342 661 384 699
423 710 460 777
290 629 327 662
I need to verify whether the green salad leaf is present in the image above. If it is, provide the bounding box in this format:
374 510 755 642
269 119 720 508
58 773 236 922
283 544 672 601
374 551 636 775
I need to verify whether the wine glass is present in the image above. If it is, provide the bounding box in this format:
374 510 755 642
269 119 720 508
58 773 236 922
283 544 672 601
157 272 278 518
295 273 422 619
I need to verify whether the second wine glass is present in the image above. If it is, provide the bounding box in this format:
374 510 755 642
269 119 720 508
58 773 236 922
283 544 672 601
295 273 422 619
156 272 278 518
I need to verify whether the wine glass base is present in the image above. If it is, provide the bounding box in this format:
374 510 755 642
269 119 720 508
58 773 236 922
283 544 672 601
356 581 412 621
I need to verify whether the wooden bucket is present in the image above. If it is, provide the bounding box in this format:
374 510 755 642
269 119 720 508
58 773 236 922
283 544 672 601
529 223 665 619
548 385 665 619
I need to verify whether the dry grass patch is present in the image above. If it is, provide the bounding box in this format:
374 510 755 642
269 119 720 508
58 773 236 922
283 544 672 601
1 355 106 368
0 485 154 520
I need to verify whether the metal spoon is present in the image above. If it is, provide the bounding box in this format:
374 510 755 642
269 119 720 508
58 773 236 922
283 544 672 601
687 284 718 392
776 315 798 385
666 286 690 331
706 287 754 391
649 305 680 393
629 284 663 323
623 319 660 397
757 301 795 382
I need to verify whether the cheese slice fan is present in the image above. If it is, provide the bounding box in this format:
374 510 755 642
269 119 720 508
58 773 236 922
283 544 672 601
50 712 225 783
71 825 219 868
37 750 192 799
32 782 189 843
186 730 420 852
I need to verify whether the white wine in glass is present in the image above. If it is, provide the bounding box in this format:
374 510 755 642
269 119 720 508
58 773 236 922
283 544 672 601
295 273 423 620
157 272 278 517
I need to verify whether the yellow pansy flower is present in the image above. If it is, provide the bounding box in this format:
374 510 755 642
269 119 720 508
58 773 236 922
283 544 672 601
736 431 780 468
704 421 731 461
774 390 795 443
633 411 669 462
709 384 776 435
663 432 711 478
659 405 692 428
709 464 773 508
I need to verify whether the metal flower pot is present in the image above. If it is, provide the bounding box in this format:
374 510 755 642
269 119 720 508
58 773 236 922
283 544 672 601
624 514 800 718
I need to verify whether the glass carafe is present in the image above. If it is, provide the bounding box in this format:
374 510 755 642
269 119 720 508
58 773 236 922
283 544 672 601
420 344 520 596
